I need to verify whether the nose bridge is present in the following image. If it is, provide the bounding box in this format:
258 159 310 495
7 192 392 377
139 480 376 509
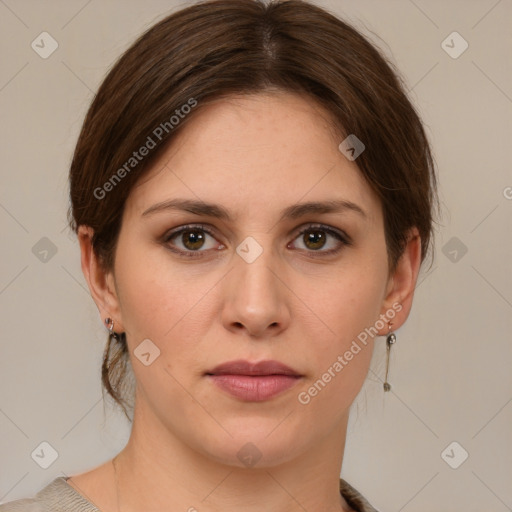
234 234 280 302
222 233 289 335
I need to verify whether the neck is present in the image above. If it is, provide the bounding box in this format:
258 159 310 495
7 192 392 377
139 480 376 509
112 401 352 512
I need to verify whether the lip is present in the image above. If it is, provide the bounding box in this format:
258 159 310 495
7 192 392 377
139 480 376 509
207 359 301 377
205 359 303 402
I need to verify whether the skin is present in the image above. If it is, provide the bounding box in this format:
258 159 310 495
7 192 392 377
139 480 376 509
71 91 421 512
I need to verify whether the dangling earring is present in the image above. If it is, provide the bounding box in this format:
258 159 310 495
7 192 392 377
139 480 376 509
383 321 396 392
104 317 119 340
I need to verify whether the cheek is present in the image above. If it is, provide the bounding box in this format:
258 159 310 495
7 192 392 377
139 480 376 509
113 243 226 384
114 242 206 337
112 249 214 411
300 263 386 347
292 265 386 404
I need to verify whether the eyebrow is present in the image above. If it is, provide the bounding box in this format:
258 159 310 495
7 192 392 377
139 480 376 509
141 198 367 221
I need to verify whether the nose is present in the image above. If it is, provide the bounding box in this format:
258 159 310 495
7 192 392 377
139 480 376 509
221 242 291 338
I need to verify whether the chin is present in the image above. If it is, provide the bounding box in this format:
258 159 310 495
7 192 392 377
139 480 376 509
193 423 309 470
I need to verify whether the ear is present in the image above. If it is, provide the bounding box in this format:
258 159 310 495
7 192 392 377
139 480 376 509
378 227 422 334
78 225 125 332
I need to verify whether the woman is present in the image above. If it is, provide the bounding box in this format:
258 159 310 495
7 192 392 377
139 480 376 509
0 0 437 510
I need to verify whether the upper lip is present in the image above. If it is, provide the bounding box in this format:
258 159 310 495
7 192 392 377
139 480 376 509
206 359 302 377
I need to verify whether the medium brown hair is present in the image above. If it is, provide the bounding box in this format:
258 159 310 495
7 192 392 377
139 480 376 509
67 0 438 420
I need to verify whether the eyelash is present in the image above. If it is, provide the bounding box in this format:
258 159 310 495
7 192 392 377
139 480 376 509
162 223 351 259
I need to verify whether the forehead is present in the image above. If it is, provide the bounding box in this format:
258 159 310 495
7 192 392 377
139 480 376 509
125 91 381 225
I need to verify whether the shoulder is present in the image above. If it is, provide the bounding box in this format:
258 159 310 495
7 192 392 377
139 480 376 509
0 477 99 512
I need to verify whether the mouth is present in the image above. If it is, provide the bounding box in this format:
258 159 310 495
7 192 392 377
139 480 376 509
205 359 303 402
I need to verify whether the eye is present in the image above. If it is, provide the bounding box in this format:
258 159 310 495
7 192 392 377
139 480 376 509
288 224 350 256
163 224 223 257
163 223 350 259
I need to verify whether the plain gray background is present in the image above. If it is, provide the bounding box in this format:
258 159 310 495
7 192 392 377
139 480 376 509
1 0 511 510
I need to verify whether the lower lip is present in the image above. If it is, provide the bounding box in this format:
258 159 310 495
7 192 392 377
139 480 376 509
207 374 301 401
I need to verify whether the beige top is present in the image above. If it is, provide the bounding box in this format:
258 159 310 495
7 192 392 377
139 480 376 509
0 476 379 512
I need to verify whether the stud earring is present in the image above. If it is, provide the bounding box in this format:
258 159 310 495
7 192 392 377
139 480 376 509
104 317 119 340
383 322 396 392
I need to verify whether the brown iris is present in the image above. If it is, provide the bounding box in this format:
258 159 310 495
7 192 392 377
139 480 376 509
181 229 206 250
303 230 326 250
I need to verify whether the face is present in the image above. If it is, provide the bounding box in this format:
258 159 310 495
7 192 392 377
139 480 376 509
85 91 417 468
